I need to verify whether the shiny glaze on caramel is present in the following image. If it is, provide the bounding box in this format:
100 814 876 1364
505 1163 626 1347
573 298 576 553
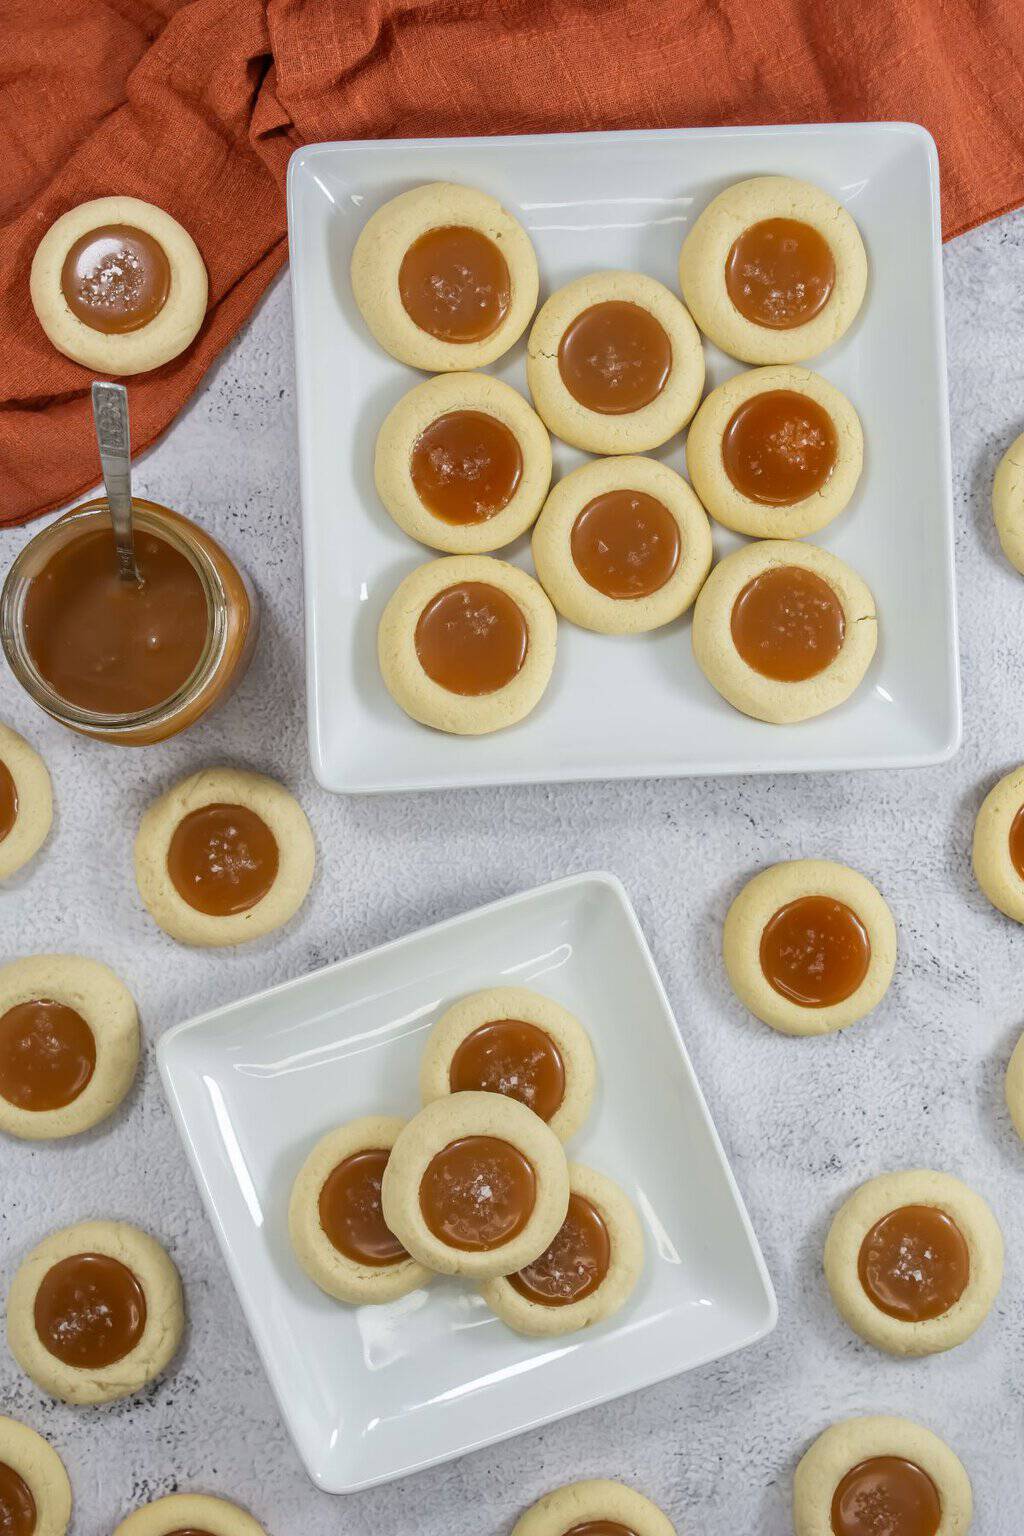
725 218 835 330
167 803 279 917
0 762 17 844
34 1252 146 1368
858 1204 970 1322
399 226 510 343
449 1020 565 1122
830 1457 941 1536
509 1192 611 1306
318 1149 407 1267
557 302 671 415
722 389 838 505
410 410 523 525
0 1462 36 1536
419 1135 536 1251
730 564 845 682
0 999 96 1112
60 223 171 334
759 896 871 1008
571 490 680 599
414 582 528 696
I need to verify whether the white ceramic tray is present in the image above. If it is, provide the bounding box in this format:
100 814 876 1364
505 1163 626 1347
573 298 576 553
288 123 959 794
158 874 775 1493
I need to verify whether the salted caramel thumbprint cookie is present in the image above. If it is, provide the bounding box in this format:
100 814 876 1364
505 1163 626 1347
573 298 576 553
512 1480 676 1536
972 764 1024 924
0 724 52 882
794 1416 972 1536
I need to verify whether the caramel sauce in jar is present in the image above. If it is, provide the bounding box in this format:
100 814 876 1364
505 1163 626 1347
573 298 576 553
2 499 258 746
0 761 17 844
449 1020 565 1122
571 490 680 599
858 1204 970 1322
23 527 208 716
318 1148 407 1267
831 1457 941 1536
0 999 96 1112
1009 804 1024 880
730 564 845 682
419 1135 536 1251
410 411 523 525
34 1252 146 1368
558 302 672 415
167 803 278 917
509 1192 611 1306
725 218 835 330
399 226 511 343
722 390 838 505
0 1462 36 1536
759 896 871 1008
414 582 528 696
60 224 171 334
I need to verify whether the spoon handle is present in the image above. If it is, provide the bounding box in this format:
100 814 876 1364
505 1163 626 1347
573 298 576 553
91 381 141 584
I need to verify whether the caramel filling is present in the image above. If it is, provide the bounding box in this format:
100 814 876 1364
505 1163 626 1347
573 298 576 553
167 803 279 917
557 301 672 415
0 1462 36 1536
858 1204 970 1322
419 1135 536 1251
571 489 681 599
509 1192 611 1306
166 1530 217 1536
398 225 510 343
1009 804 1024 880
831 1457 941 1536
60 223 171 335
34 1252 146 1368
722 390 838 506
449 1020 565 1122
564 1525 637 1536
23 528 208 716
725 218 835 330
410 410 523 525
0 1000 96 1112
759 896 870 1008
414 581 528 696
0 762 17 844
318 1148 407 1268
730 564 845 682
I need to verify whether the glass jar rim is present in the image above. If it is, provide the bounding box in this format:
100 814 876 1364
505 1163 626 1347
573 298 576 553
0 497 226 732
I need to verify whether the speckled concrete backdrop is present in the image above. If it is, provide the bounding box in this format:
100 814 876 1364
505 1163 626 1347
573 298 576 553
2 204 1023 1534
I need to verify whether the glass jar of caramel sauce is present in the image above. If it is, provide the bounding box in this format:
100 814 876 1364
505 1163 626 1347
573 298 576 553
1 497 257 745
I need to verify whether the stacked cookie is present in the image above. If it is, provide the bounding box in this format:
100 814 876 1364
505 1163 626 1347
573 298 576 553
288 986 644 1337
353 173 879 735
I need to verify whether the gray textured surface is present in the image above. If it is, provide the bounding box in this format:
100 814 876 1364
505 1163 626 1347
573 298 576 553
2 203 1023 1533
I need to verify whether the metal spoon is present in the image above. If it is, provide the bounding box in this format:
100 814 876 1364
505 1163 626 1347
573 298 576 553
91 381 141 585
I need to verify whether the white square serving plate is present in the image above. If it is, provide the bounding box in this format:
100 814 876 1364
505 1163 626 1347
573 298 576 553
288 123 959 794
158 873 776 1493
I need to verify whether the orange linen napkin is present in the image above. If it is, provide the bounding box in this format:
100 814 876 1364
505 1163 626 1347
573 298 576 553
2 0 1023 527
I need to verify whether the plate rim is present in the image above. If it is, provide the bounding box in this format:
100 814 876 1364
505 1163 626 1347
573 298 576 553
157 870 777 1492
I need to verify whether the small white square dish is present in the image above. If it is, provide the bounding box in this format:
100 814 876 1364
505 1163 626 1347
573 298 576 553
158 873 775 1493
288 123 959 794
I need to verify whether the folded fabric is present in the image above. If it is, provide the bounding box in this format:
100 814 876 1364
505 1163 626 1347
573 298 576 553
2 0 1022 526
